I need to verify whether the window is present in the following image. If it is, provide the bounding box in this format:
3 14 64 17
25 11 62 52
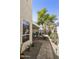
22 20 30 42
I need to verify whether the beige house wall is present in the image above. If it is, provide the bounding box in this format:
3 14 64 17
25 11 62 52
20 0 32 53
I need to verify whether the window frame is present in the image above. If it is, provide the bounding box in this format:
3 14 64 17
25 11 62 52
22 19 30 42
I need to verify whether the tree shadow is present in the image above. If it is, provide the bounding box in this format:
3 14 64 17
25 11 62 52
21 40 43 59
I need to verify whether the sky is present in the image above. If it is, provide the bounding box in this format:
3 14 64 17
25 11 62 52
32 0 59 22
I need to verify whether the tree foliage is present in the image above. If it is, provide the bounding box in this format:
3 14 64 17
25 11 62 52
37 8 56 25
37 8 47 25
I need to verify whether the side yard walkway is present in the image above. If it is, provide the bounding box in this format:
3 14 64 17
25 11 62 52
21 37 58 59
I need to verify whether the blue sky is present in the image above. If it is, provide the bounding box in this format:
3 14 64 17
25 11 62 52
32 0 59 22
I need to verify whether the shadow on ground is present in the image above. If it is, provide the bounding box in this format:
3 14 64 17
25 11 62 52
24 40 43 59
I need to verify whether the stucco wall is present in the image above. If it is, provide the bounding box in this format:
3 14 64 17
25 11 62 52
20 0 32 53
20 0 32 20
